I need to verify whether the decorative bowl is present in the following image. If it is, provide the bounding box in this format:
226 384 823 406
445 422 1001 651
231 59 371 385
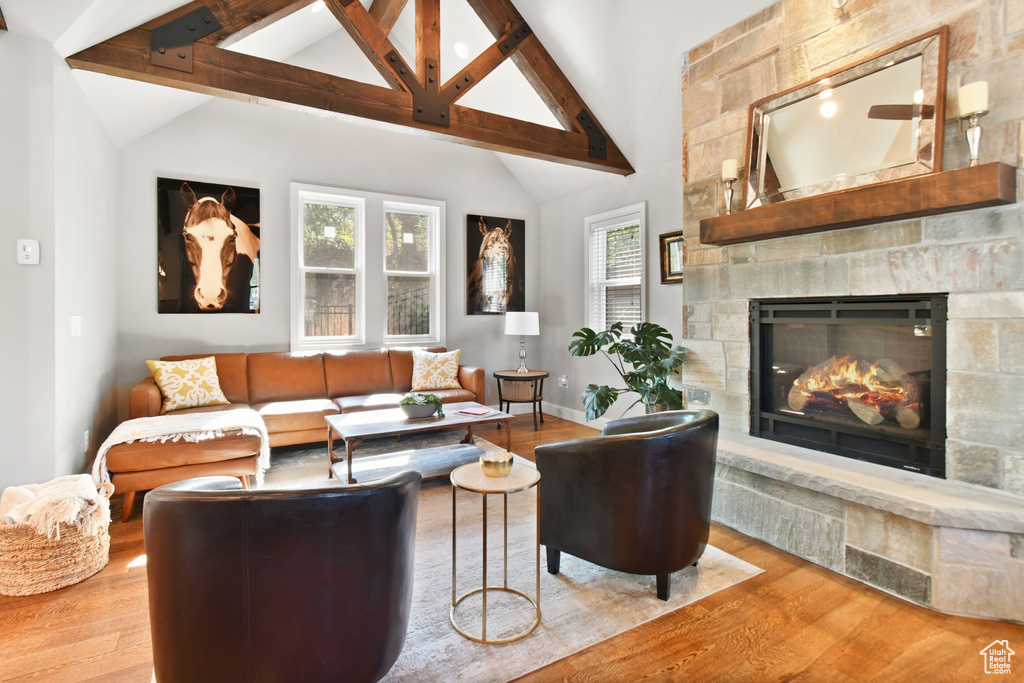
400 402 437 419
479 451 514 478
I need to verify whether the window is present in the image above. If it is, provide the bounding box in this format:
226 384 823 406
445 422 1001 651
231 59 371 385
293 184 444 349
585 202 646 331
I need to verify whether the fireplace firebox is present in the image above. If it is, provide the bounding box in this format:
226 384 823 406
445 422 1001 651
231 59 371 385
750 294 946 477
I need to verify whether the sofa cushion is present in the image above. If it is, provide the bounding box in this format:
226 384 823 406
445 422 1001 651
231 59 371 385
389 347 446 393
252 399 340 434
145 356 231 414
247 353 328 404
324 349 395 398
162 353 249 405
334 394 405 413
106 430 261 472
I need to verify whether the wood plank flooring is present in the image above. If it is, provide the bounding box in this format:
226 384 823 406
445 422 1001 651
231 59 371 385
1 414 1021 682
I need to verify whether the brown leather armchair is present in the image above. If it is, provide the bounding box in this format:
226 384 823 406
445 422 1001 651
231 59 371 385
534 410 718 601
143 472 421 683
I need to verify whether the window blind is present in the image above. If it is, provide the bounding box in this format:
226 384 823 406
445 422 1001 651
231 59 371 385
589 221 642 331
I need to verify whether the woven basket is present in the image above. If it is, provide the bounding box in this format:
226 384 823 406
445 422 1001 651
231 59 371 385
0 483 114 597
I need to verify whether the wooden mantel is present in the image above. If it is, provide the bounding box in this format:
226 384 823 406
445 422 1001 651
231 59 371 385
700 162 1018 246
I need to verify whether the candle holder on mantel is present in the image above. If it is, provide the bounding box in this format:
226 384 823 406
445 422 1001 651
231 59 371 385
958 81 989 167
721 158 739 216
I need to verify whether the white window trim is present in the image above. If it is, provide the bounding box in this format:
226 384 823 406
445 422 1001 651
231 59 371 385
584 201 647 331
291 183 445 350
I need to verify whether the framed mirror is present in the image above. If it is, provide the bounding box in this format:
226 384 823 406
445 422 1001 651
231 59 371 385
743 26 948 210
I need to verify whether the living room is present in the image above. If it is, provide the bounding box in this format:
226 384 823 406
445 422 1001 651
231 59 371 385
2 0 1023 679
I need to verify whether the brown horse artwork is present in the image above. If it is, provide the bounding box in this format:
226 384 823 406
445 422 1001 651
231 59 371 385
466 215 525 315
177 183 260 313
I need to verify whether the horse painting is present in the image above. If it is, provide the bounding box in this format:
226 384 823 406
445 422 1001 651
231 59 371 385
466 215 525 315
173 182 260 313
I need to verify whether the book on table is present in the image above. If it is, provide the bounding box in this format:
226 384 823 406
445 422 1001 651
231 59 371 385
458 407 494 416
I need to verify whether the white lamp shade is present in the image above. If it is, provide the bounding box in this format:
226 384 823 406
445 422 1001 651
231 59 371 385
504 311 539 336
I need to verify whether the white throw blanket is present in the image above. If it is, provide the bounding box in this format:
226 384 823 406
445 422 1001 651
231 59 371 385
91 408 271 488
0 474 111 538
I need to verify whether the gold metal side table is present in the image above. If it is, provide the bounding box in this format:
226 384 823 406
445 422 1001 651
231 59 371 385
450 461 541 643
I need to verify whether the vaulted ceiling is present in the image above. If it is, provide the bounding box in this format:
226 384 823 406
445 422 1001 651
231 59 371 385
66 0 633 175
1 0 778 203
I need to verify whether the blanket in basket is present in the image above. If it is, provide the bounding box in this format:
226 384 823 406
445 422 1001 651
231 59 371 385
1 474 111 539
91 408 271 488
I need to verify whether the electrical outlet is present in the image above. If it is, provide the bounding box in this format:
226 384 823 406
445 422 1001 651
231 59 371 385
558 375 568 388
83 430 90 452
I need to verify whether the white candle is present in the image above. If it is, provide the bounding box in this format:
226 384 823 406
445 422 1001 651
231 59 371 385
958 81 988 117
721 158 738 181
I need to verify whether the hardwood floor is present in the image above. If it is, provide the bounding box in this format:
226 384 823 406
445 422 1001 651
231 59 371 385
1 414 1020 682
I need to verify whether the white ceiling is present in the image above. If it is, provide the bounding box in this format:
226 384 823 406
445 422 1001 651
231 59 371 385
2 0 777 204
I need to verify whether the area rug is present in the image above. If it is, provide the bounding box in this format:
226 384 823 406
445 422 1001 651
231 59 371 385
264 441 763 682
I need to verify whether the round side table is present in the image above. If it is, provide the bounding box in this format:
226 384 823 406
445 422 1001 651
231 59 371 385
493 370 548 430
450 461 541 643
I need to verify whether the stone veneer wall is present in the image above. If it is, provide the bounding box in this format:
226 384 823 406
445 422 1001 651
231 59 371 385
681 0 1024 621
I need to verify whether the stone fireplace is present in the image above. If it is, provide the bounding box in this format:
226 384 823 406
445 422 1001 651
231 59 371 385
681 0 1024 623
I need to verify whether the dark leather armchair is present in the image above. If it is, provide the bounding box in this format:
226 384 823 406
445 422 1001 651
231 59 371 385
143 472 421 683
535 410 718 601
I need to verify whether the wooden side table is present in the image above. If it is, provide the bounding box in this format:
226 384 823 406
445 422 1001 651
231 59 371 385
450 460 540 643
494 370 548 430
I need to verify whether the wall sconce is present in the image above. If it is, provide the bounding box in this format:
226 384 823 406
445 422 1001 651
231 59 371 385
721 159 739 215
504 312 539 373
958 81 988 167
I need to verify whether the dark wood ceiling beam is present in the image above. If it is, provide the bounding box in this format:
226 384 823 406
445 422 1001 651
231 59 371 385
415 0 440 85
0 5 7 31
322 0 412 91
65 28 632 174
136 0 316 46
465 0 629 169
440 41 504 104
368 0 408 35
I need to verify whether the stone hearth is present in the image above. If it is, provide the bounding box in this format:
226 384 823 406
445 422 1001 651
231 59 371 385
681 0 1024 622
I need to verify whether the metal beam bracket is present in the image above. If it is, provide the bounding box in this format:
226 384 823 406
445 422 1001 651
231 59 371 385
577 109 607 160
498 22 531 56
151 7 222 73
389 52 475 127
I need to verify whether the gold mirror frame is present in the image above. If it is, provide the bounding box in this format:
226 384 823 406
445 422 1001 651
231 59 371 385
743 26 948 210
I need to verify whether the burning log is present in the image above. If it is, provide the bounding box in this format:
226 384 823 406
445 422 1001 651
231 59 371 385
788 356 921 429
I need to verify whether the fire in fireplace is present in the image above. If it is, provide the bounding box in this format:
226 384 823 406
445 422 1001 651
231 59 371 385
750 294 947 477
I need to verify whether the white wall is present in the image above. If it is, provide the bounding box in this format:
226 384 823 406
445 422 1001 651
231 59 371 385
536 160 683 425
0 34 119 489
115 98 540 412
52 57 119 477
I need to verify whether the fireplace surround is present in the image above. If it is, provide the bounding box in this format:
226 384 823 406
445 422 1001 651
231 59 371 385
750 294 947 477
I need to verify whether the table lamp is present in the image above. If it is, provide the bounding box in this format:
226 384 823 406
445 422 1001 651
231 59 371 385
504 311 539 373
958 81 988 167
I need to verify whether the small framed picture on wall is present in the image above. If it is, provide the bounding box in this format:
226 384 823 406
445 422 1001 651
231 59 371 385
659 231 684 284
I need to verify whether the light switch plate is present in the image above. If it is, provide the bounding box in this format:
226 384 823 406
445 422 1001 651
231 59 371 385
70 315 82 337
17 239 40 265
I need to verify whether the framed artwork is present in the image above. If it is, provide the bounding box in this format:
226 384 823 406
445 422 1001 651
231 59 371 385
466 214 525 315
659 231 684 284
157 178 261 313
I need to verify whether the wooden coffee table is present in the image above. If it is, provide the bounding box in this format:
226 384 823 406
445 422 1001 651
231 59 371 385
325 402 514 483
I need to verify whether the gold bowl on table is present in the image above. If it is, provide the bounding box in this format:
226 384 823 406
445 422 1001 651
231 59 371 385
479 451 514 478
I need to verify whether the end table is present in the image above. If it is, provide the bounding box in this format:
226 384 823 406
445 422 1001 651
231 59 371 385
450 461 541 643
494 370 548 430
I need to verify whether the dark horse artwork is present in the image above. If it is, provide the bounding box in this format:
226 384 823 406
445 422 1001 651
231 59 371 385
466 214 525 315
157 178 260 314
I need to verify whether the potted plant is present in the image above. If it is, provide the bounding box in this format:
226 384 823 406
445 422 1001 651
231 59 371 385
568 321 687 421
399 393 444 418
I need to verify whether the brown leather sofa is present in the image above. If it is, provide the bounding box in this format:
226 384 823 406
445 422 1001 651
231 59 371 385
534 409 719 601
144 472 421 683
128 347 486 447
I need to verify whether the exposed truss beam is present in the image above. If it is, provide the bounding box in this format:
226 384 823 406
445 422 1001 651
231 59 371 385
369 0 409 35
0 5 7 32
65 0 633 174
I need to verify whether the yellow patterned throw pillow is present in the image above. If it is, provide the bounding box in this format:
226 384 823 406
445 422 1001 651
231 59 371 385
411 349 462 391
145 356 231 414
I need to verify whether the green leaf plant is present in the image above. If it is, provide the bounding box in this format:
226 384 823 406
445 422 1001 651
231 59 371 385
568 321 687 421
